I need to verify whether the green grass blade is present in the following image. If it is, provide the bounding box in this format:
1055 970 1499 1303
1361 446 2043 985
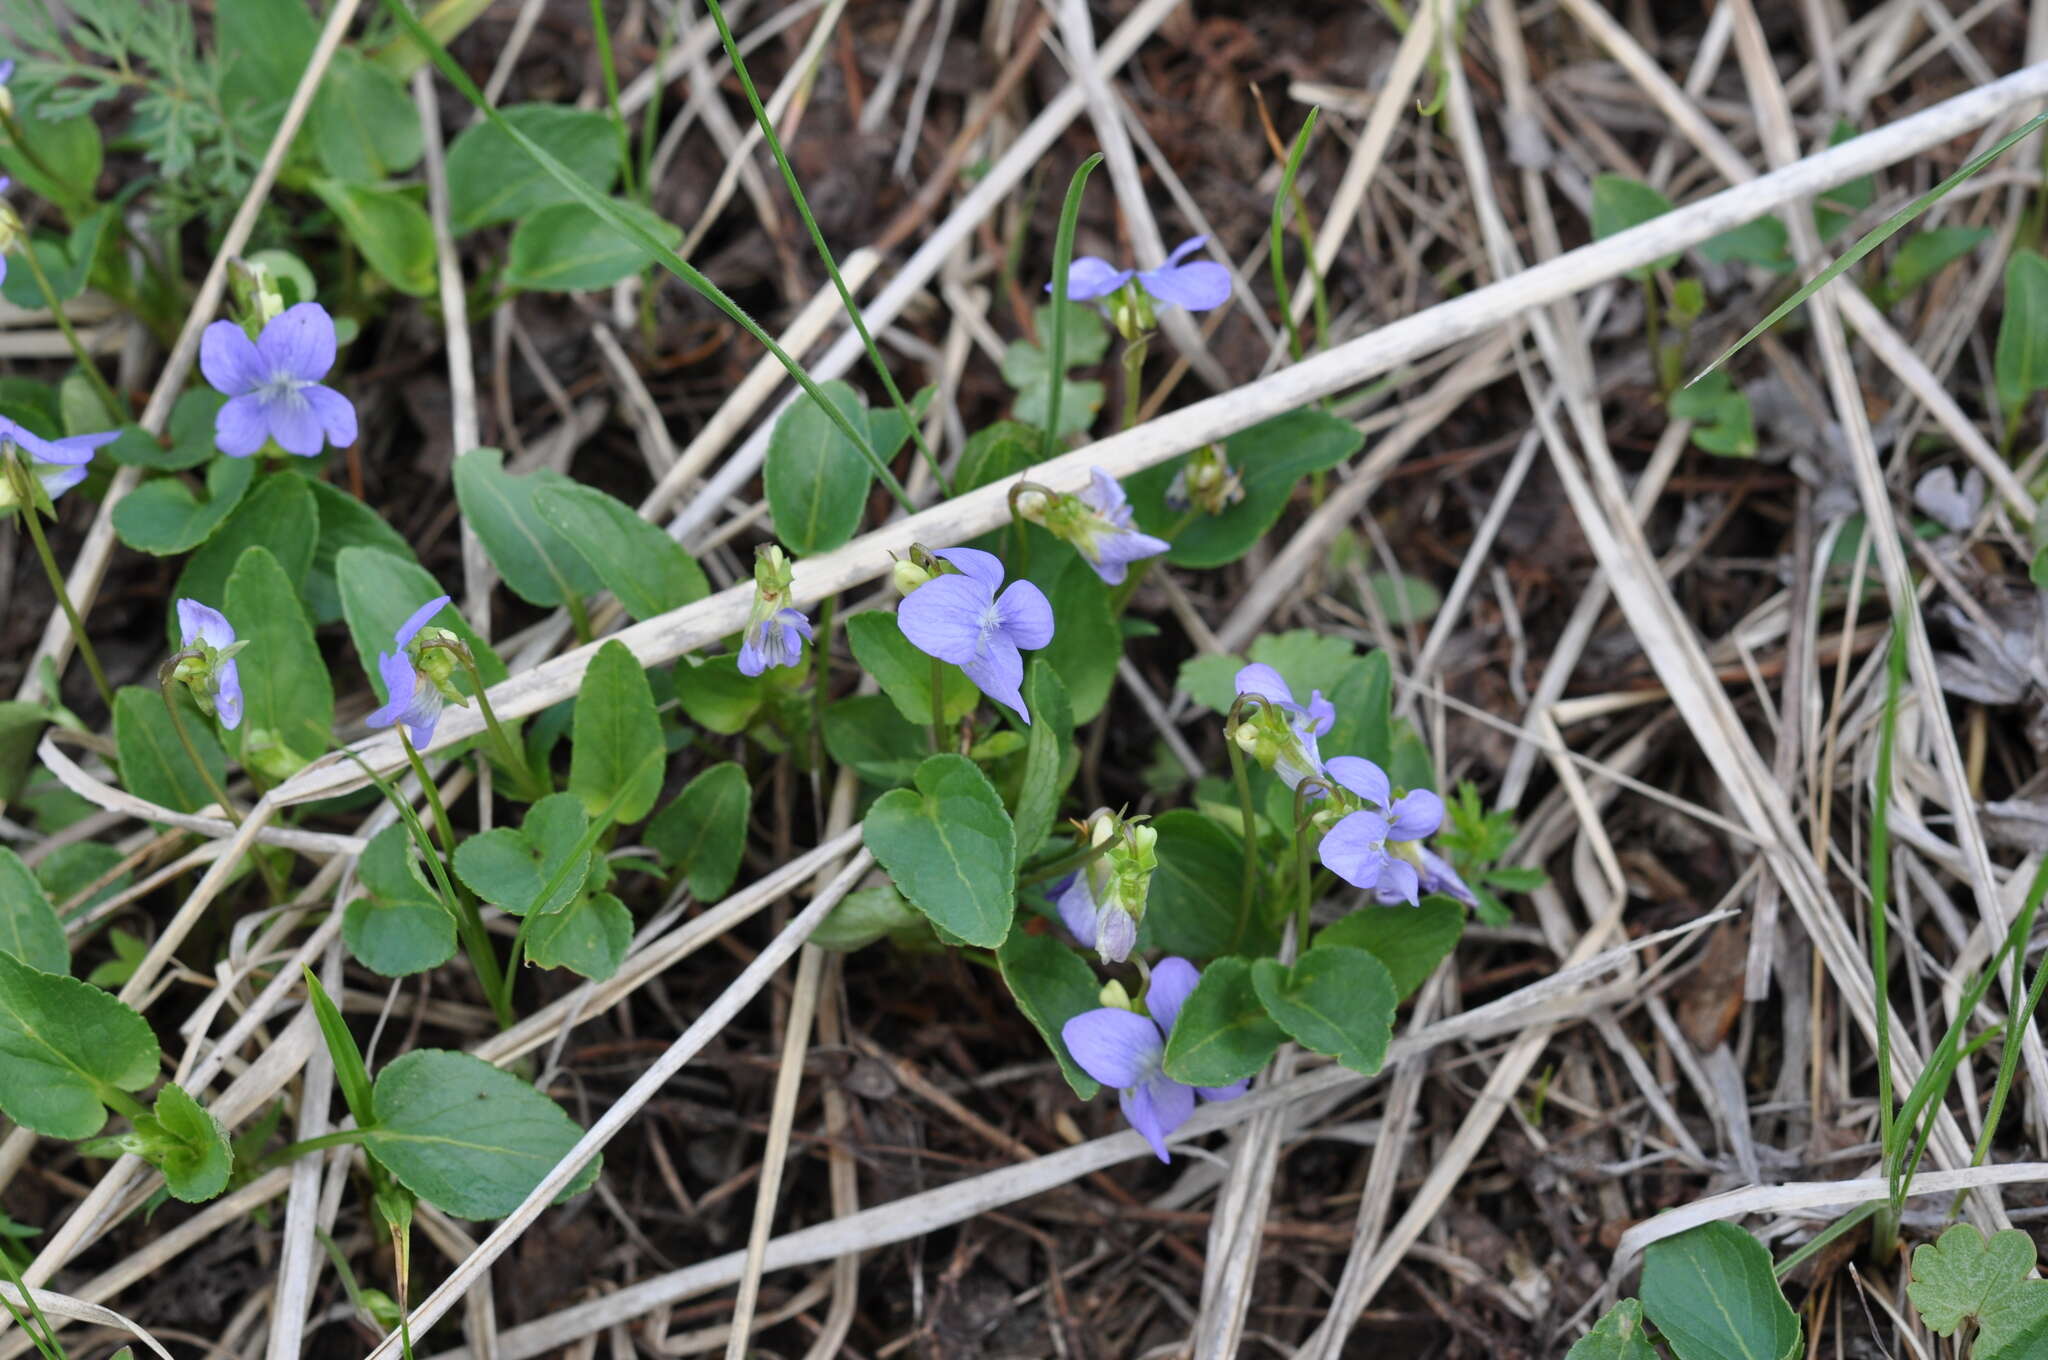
1270 109 1321 363
1693 108 2048 385
373 0 913 515
1043 153 1105 461
588 0 633 200
1871 621 1903 1206
699 0 953 498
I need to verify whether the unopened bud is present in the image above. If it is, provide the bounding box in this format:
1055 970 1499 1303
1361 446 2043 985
1099 978 1134 1011
892 558 933 595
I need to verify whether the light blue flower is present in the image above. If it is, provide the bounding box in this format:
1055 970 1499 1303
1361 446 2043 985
201 302 357 457
1056 236 1231 313
366 595 453 747
1316 756 1445 905
174 599 244 731
1061 957 1249 1162
896 548 1054 724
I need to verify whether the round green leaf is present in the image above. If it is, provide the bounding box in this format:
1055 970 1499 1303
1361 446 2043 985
1160 955 1284 1088
524 891 631 981
861 754 1017 948
140 1082 233 1203
1641 1221 1802 1360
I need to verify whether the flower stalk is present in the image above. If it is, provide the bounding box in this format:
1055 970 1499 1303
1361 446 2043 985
6 449 113 711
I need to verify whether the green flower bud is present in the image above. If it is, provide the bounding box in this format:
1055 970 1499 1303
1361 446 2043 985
892 557 933 595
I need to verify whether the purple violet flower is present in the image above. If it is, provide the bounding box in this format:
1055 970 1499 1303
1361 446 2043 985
1317 756 1445 905
897 547 1054 724
174 599 244 731
1061 957 1249 1161
366 595 453 747
200 302 358 458
738 607 813 677
1056 236 1232 313
1055 870 1138 965
1414 846 1477 907
1073 468 1170 586
0 416 117 506
1232 662 1335 793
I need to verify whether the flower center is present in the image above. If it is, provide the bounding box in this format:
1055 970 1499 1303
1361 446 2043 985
973 600 1003 656
258 372 309 404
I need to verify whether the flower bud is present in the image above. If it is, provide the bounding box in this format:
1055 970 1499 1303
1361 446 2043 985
229 257 286 327
1098 978 1134 1011
411 626 470 705
891 558 933 595
0 199 21 258
1012 487 1053 525
1107 282 1156 343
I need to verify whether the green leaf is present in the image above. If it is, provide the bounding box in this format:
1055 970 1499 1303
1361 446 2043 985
821 694 926 786
1316 900 1463 1001
1590 175 1679 279
1011 664 1073 860
764 381 874 555
1139 810 1273 961
1174 654 1242 716
524 891 631 981
1250 945 1395 1076
169 471 320 641
1696 215 1791 274
1364 572 1441 625
0 207 111 308
645 762 750 902
1812 121 1876 241
342 825 457 978
364 1049 594 1220
533 483 709 622
307 481 415 623
0 847 68 975
1907 1224 2048 1358
452 794 594 917
301 969 376 1129
225 546 334 778
114 686 227 815
996 930 1102 1099
844 612 979 727
670 655 764 735
136 1082 233 1203
0 106 102 220
1996 250 2048 418
445 104 622 233
0 950 158 1139
1323 646 1393 766
112 455 256 555
310 179 436 296
862 754 1017 948
1670 369 1758 458
956 420 1041 492
1160 955 1284 1088
337 547 507 701
1028 553 1118 723
505 198 682 292
862 386 936 468
1882 227 1991 301
452 448 602 609
0 701 42 803
569 640 664 824
1126 409 1364 568
809 883 926 952
1566 1301 1658 1360
36 842 128 924
1003 302 1108 436
308 50 424 183
217 0 319 112
1640 1221 1801 1360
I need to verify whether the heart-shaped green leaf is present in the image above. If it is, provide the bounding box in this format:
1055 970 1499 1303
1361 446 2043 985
1250 945 1396 1076
862 754 1016 948
452 794 594 917
0 950 159 1139
645 762 751 902
364 1049 595 1220
1161 955 1283 1088
112 455 256 555
343 825 456 978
